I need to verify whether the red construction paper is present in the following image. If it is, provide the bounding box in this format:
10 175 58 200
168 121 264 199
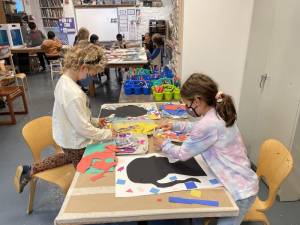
164 105 186 110
76 157 92 173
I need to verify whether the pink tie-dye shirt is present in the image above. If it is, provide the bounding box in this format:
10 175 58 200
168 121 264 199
162 108 258 201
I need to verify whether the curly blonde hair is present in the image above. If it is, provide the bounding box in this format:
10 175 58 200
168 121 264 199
63 40 106 73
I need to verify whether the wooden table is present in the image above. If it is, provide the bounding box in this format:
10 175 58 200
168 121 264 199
105 48 148 68
89 48 148 97
54 103 239 225
10 45 70 54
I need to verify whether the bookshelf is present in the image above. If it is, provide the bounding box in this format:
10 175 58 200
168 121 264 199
73 0 136 8
39 0 63 28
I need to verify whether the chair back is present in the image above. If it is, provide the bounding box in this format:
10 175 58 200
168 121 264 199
256 139 293 210
22 116 61 162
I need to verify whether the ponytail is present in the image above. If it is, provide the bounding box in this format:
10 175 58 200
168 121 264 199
215 93 237 127
181 73 237 127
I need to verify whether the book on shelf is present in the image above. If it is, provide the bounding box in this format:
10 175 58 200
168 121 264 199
39 0 62 7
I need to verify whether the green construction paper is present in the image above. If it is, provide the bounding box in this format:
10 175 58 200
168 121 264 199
105 158 114 163
84 141 116 156
86 166 115 174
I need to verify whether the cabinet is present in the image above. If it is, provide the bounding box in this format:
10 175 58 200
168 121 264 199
239 0 300 201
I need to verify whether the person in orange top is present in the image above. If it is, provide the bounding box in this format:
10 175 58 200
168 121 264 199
41 31 62 61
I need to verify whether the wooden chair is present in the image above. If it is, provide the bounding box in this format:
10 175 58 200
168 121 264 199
15 73 29 91
22 116 75 214
204 139 294 225
0 86 28 125
243 139 293 225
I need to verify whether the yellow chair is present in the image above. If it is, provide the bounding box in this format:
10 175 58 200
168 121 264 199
243 139 293 225
204 139 293 225
20 116 75 214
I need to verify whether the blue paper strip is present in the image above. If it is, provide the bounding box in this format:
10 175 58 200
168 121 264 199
168 197 219 207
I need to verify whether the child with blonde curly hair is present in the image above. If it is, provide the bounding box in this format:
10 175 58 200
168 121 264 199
14 41 114 193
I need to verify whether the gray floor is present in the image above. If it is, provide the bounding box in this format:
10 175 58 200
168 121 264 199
0 71 299 225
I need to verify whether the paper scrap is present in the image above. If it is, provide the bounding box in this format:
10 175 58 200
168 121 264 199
126 188 133 193
116 179 126 185
117 166 125 172
190 190 202 198
168 197 219 207
169 176 177 181
149 187 160 194
209 179 220 185
185 181 197 190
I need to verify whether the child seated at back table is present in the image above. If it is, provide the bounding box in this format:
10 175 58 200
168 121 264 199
154 73 258 225
148 33 164 69
90 34 110 81
41 31 62 61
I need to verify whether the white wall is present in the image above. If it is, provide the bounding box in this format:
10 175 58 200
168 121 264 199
181 0 254 107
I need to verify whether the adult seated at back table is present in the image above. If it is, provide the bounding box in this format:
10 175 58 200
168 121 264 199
27 22 46 71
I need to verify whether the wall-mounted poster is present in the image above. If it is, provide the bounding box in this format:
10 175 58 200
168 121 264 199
58 17 76 34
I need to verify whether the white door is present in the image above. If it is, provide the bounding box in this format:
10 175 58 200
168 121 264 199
254 0 300 201
75 8 119 41
240 0 300 200
238 0 276 164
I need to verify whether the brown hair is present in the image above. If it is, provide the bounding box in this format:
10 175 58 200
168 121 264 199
75 27 90 44
181 73 237 127
152 33 164 47
63 40 106 73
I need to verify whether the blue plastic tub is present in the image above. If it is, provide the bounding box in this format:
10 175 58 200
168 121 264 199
134 86 142 95
143 87 151 95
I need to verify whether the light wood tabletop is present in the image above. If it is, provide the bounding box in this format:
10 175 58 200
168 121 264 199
54 103 239 225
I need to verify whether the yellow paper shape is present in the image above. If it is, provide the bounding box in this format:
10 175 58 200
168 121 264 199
190 190 202 198
113 122 158 135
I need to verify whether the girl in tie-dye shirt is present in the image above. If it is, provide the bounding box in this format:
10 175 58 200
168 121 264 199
154 74 258 225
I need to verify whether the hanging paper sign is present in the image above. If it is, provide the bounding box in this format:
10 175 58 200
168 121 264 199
58 17 76 34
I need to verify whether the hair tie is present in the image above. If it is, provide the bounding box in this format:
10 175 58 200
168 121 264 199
215 91 224 103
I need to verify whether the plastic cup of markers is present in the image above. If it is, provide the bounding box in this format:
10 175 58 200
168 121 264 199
154 92 164 101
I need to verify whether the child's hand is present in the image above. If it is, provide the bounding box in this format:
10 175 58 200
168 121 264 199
98 118 107 128
153 136 164 151
159 123 173 131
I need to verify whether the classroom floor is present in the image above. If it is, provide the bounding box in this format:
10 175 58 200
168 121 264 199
0 71 299 225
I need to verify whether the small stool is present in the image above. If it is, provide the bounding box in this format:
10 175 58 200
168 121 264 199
28 54 40 73
15 73 29 91
49 59 63 81
0 86 28 125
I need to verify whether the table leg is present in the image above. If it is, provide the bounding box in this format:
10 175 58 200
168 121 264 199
6 96 16 124
21 87 29 114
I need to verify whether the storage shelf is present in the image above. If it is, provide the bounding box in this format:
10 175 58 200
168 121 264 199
42 17 61 19
40 6 63 9
74 4 136 8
